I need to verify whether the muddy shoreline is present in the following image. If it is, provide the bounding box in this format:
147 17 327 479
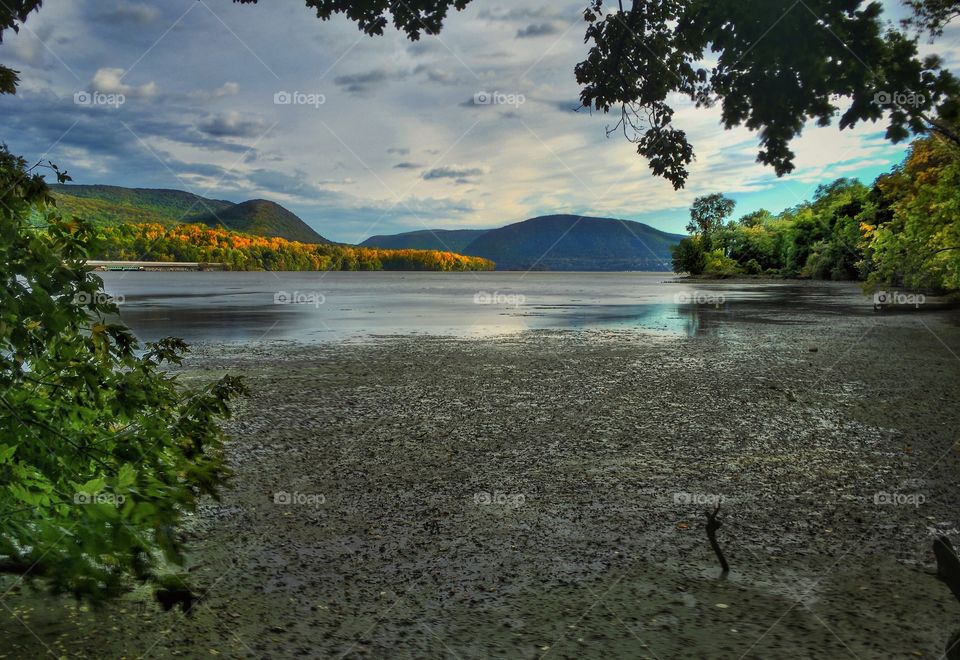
3 297 960 658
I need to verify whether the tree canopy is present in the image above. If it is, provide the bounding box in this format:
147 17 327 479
671 133 960 291
904 0 960 36
234 0 471 39
687 193 736 237
0 0 41 94
0 146 246 602
576 0 960 188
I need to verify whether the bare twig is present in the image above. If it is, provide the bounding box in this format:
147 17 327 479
705 504 730 573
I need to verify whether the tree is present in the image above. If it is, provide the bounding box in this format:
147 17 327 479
687 193 736 251
0 0 41 93
234 0 470 39
672 236 706 275
904 0 960 37
738 210 773 228
0 146 247 601
577 0 960 188
867 133 960 291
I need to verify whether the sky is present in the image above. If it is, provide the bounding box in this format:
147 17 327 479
0 0 958 243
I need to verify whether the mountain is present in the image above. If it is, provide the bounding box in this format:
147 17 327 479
360 228 488 253
190 199 328 244
50 184 233 226
50 184 328 243
461 215 685 271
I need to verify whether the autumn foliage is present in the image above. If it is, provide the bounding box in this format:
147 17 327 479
93 223 496 272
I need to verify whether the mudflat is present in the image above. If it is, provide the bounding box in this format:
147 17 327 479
3 294 960 659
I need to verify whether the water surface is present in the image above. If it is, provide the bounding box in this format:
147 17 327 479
98 271 873 343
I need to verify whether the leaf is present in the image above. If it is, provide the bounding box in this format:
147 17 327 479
0 443 17 463
79 478 106 494
117 463 137 489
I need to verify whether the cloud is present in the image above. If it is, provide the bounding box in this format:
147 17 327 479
543 99 582 113
394 162 423 169
90 68 158 97
197 112 270 138
412 64 466 86
248 168 319 196
517 23 561 38
188 82 240 101
387 147 410 155
97 2 161 25
480 7 559 21
422 165 489 181
8 23 56 68
334 64 463 92
333 68 396 93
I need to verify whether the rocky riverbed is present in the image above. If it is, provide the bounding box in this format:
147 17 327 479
3 297 960 658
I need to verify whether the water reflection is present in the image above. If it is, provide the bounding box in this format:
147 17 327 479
100 271 874 344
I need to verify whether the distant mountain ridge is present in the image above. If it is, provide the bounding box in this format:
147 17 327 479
364 215 685 271
463 215 684 271
50 184 328 244
360 228 488 253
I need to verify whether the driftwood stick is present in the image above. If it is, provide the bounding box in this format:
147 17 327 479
705 504 730 573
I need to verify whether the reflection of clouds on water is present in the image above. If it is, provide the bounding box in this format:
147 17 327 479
100 272 872 344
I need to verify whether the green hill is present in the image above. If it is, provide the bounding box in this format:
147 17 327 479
461 215 685 271
360 228 488 253
190 199 328 244
50 184 233 226
50 184 328 244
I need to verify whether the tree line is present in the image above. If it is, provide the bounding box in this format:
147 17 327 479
93 223 496 272
672 132 960 293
